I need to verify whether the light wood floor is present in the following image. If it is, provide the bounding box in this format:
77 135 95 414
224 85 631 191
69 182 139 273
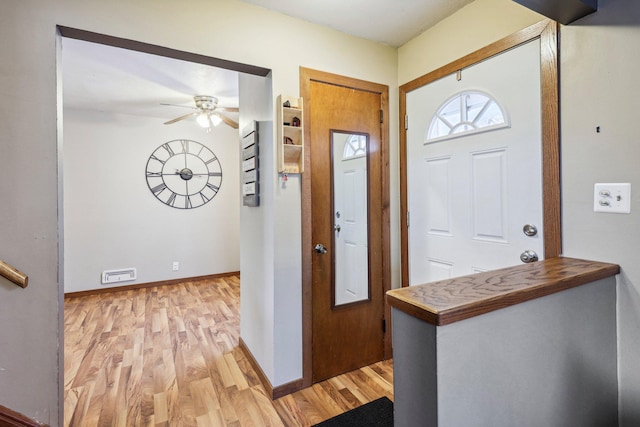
64 275 393 426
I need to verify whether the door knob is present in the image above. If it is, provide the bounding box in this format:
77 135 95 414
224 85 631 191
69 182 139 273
314 243 328 254
522 224 538 237
334 224 341 232
520 250 538 263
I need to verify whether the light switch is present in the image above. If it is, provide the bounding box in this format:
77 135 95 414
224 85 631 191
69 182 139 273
594 183 631 213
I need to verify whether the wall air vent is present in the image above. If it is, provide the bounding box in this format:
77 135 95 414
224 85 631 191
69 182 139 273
101 268 137 284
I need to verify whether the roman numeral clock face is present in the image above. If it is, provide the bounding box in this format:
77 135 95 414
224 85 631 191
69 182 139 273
145 139 222 209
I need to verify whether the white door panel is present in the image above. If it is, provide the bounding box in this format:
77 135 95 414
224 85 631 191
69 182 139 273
407 39 543 285
472 148 508 242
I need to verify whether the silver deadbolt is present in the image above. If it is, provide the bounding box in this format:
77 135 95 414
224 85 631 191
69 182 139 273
520 250 539 263
314 243 328 254
334 224 341 232
523 224 538 237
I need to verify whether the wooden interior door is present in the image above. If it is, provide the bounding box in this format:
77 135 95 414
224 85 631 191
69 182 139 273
309 80 385 383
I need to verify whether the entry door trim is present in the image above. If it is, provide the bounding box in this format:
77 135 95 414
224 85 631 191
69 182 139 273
300 67 391 387
399 19 560 287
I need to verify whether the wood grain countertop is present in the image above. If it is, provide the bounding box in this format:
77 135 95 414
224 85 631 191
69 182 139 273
386 257 620 326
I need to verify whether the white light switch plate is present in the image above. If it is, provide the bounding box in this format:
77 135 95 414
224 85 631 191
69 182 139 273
594 183 631 213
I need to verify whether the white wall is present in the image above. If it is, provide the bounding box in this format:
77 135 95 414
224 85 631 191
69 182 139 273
393 276 618 426
0 0 397 423
398 0 544 84
398 0 640 424
238 73 277 383
63 109 240 293
1 5 62 424
560 1 640 424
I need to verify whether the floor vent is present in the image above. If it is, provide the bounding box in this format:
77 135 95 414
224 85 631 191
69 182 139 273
102 268 137 284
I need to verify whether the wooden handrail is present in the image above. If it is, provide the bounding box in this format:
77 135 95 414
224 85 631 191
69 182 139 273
0 259 28 288
0 402 47 426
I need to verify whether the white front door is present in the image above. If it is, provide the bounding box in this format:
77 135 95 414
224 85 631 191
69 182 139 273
407 39 544 285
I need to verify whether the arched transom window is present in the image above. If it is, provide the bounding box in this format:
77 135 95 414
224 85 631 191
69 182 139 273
427 91 509 143
342 134 367 160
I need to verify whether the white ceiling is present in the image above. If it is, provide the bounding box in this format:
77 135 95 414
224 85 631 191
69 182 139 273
238 0 475 47
62 37 240 121
62 0 475 120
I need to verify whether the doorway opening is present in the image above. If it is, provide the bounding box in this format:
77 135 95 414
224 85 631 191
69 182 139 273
57 25 272 419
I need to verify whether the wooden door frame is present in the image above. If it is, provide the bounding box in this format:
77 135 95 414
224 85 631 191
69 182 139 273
300 67 391 388
399 19 561 287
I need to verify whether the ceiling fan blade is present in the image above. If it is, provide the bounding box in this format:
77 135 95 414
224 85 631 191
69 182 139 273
164 111 197 125
216 107 239 113
215 112 239 129
160 102 198 110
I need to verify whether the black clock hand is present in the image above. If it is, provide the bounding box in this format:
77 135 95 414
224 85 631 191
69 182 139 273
190 172 222 176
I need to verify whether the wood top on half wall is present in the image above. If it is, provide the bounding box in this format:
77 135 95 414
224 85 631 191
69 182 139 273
386 257 620 326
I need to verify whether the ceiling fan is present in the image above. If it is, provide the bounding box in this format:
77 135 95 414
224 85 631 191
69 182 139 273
163 95 239 131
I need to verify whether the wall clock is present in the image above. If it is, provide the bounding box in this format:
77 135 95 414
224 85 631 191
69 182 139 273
145 139 222 209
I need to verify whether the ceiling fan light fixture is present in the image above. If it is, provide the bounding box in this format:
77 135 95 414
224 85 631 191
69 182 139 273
194 95 218 110
196 112 211 128
163 94 238 129
210 114 223 127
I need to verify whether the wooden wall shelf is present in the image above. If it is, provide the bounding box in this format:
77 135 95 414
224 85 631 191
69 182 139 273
277 95 304 174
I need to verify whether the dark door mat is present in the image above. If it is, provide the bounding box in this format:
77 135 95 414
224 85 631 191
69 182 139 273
312 397 394 427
